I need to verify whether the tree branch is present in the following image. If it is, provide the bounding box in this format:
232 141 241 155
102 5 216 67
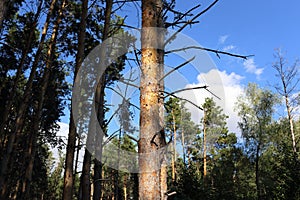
165 46 253 60
162 91 203 111
165 85 208 98
165 0 219 46
159 56 195 82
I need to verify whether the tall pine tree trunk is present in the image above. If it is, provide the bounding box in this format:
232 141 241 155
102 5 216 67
93 1 113 199
20 1 66 198
63 0 88 199
139 0 165 199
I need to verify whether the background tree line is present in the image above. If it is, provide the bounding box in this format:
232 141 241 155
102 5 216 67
0 0 299 199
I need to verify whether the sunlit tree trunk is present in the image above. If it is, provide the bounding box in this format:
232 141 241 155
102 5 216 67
63 0 88 199
139 0 165 199
203 109 207 179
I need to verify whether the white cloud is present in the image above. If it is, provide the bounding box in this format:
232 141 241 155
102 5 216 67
222 45 236 52
243 58 264 77
219 35 229 44
178 69 244 136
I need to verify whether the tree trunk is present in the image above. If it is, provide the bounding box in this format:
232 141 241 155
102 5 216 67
20 2 65 198
123 175 127 200
203 109 207 179
255 143 260 200
171 109 176 183
93 1 113 199
80 149 92 200
63 0 88 199
139 0 165 199
285 94 297 154
0 1 52 196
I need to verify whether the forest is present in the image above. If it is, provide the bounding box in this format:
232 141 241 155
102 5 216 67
0 0 299 199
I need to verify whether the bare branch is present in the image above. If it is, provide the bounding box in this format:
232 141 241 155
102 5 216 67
114 23 141 31
159 56 195 82
165 46 253 60
113 0 140 3
103 129 121 146
106 86 140 110
165 0 219 46
205 88 221 100
164 3 201 28
162 90 203 111
165 85 208 98
125 133 139 142
118 77 140 89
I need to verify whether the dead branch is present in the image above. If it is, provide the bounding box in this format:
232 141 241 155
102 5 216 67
165 85 208 98
125 133 139 142
106 86 140 110
103 129 121 146
162 90 203 111
159 56 195 82
165 3 201 28
165 45 253 60
118 77 140 89
205 88 221 100
165 0 219 46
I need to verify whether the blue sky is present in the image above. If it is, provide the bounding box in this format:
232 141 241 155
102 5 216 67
60 0 300 137
56 0 300 168
180 0 300 84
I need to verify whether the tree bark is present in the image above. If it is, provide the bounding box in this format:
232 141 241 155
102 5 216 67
203 109 207 179
93 1 113 199
139 0 165 199
63 0 88 199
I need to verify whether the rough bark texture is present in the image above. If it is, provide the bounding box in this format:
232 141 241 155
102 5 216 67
139 0 165 199
63 0 88 199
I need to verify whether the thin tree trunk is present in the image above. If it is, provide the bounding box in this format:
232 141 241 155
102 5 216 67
0 1 53 196
285 94 297 154
63 0 88 199
80 149 92 200
171 109 176 182
93 1 113 199
20 2 66 198
203 110 207 179
139 0 164 199
123 175 127 200
255 143 260 200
